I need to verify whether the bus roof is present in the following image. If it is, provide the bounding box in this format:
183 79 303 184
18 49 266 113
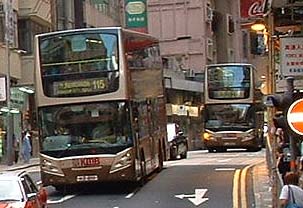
35 27 158 42
206 63 255 67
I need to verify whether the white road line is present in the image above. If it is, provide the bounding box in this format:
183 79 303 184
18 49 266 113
125 192 135 199
47 195 76 204
215 168 236 171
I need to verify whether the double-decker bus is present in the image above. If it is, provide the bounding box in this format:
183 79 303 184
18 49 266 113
202 63 264 152
34 27 167 190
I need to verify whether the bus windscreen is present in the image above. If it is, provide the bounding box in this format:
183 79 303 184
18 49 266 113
39 32 119 97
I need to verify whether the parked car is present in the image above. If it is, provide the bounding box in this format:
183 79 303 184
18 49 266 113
0 170 48 208
167 123 188 160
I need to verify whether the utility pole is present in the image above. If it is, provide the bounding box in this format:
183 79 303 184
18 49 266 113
4 0 14 166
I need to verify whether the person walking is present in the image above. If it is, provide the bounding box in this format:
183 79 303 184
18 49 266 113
21 131 32 164
13 134 20 164
279 171 303 208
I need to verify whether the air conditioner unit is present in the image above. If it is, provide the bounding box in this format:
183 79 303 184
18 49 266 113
206 6 213 22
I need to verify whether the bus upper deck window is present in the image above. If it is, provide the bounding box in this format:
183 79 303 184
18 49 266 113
71 35 87 52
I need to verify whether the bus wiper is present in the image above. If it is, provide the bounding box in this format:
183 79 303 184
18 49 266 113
57 144 74 158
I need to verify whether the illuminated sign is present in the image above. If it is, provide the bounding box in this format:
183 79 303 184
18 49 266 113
53 78 108 96
212 90 245 99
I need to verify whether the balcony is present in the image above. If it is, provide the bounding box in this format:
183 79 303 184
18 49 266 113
18 0 51 24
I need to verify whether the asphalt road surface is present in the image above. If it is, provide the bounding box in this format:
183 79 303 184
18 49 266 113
29 149 265 208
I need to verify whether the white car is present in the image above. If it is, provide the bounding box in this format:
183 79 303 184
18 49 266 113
0 170 48 208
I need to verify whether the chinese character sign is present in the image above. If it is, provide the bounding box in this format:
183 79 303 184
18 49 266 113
4 0 14 45
280 37 303 77
125 0 148 33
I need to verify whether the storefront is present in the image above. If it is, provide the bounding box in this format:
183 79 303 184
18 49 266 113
0 87 31 163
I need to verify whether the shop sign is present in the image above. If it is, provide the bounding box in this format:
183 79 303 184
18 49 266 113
166 104 199 117
125 0 148 33
0 77 6 102
240 0 266 19
280 37 303 77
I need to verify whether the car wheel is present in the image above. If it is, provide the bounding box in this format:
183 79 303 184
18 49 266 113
170 146 178 160
180 143 188 159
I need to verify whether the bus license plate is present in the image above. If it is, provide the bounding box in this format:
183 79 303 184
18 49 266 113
76 175 98 182
73 158 100 167
224 142 236 146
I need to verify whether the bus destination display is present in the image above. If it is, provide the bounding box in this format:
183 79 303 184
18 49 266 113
53 78 108 96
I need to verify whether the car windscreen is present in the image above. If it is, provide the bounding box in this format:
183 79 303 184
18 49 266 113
0 180 23 201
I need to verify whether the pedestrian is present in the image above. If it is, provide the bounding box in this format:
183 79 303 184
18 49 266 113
279 172 303 208
12 134 20 164
21 131 32 164
277 144 291 184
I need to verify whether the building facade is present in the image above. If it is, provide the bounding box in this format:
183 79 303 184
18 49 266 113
0 0 274 160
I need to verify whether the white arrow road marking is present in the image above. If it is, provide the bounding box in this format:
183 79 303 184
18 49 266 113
175 189 209 206
47 195 76 204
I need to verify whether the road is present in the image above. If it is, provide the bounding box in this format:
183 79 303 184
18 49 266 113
30 149 265 208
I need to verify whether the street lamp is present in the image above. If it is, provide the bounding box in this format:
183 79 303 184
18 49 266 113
251 21 266 31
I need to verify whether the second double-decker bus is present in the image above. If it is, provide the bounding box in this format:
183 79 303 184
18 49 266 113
34 27 167 190
202 63 264 152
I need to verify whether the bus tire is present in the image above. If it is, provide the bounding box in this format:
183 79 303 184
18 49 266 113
208 148 215 153
139 150 147 186
54 185 65 193
157 143 163 172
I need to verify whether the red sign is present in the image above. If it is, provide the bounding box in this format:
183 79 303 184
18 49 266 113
240 0 266 19
287 98 303 136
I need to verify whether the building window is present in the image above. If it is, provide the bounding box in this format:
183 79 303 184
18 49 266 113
228 48 235 62
18 20 49 54
207 38 213 60
0 16 4 43
242 31 248 59
226 14 235 35
0 9 18 47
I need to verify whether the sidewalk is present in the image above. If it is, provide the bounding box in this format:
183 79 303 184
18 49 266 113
0 157 40 172
252 160 273 208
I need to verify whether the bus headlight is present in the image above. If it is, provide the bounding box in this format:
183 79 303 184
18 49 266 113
203 132 215 141
110 152 132 173
42 159 64 176
242 131 255 142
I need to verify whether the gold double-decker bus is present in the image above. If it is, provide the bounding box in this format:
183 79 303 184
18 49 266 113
34 27 167 190
203 63 264 152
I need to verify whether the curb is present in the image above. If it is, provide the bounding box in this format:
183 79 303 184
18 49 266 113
5 163 40 172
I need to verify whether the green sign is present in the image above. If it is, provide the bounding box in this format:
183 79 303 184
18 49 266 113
125 0 147 31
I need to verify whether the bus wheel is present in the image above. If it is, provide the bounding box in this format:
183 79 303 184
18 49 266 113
54 185 65 193
139 151 147 186
217 147 227 152
208 148 215 153
170 145 178 160
157 143 163 172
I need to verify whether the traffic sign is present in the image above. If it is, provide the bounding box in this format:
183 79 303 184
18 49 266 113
287 98 303 136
